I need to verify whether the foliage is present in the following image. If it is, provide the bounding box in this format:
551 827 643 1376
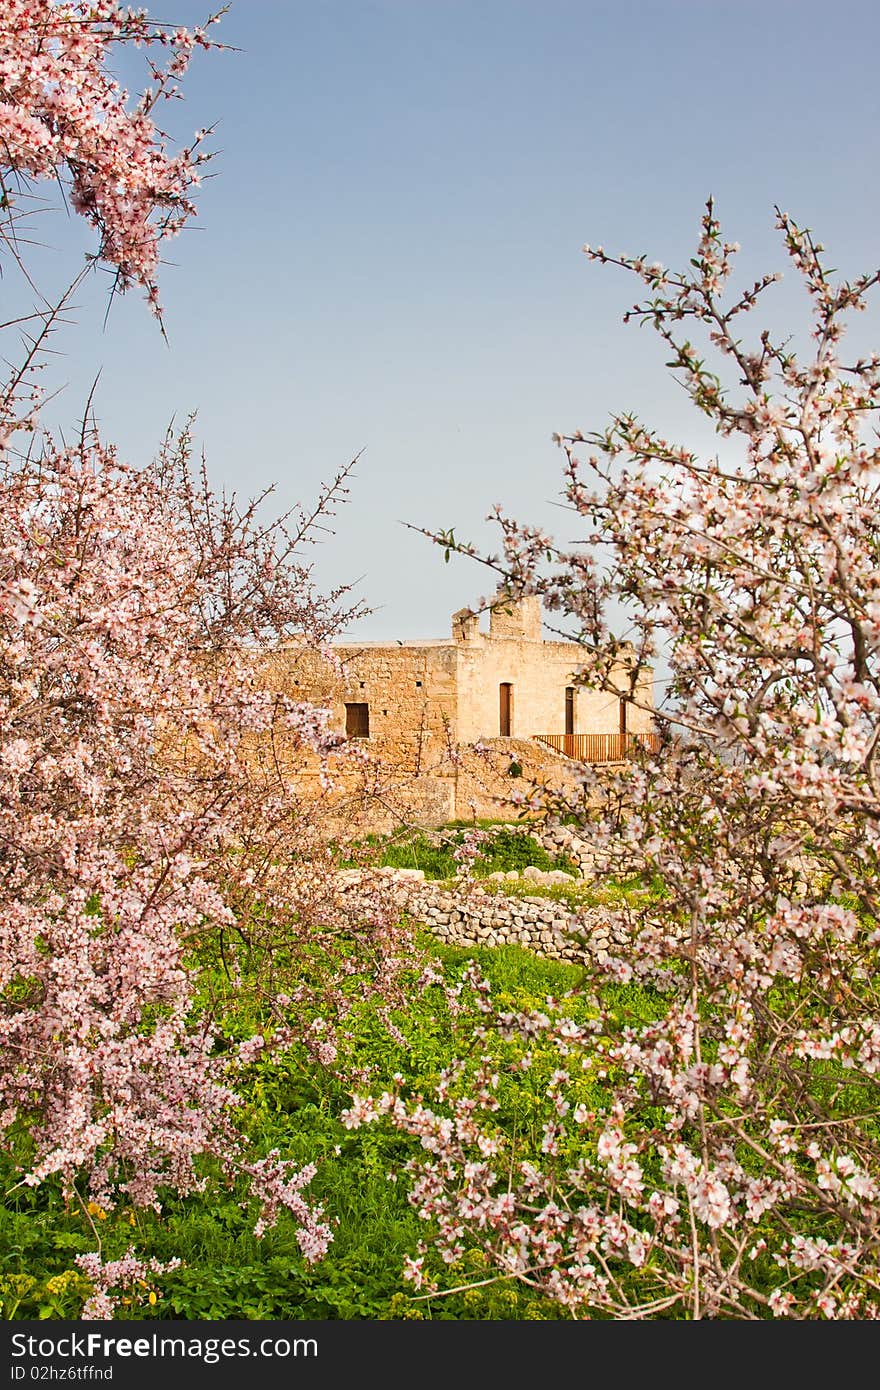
356 823 576 879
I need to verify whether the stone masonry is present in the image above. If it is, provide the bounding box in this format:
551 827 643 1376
269 591 655 828
334 869 631 965
329 822 632 965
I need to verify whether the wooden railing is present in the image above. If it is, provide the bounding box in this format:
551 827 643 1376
535 731 661 763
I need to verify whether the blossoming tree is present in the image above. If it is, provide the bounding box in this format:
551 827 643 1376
0 0 218 314
0 3 414 1316
347 204 880 1318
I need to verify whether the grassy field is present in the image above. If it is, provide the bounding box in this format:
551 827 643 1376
1 822 617 1321
0 937 604 1321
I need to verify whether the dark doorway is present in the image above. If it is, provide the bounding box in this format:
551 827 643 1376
565 686 575 736
619 697 628 736
499 683 513 737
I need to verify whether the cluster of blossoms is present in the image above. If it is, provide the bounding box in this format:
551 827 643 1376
0 1 220 313
0 427 436 1318
75 1249 181 1320
0 9 429 1311
0 3 441 1322
450 828 490 879
0 425 413 1262
375 205 880 1317
345 963 880 1318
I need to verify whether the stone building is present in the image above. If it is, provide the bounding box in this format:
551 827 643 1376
272 592 656 828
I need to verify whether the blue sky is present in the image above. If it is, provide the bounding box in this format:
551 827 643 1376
22 0 880 642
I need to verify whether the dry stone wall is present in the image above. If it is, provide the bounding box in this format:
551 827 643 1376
335 868 628 963
448 737 594 823
408 882 630 963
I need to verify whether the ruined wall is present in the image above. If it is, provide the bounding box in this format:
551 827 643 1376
270 639 459 772
264 641 458 833
449 736 594 822
260 597 656 834
333 640 459 773
336 870 631 964
409 884 630 964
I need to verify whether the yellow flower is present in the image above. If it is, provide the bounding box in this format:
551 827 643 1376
45 1273 75 1296
148 1291 157 1306
86 1201 107 1221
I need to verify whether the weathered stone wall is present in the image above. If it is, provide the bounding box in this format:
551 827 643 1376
270 640 458 774
448 737 594 822
284 765 456 838
487 593 543 641
412 885 629 963
262 595 655 831
453 636 653 743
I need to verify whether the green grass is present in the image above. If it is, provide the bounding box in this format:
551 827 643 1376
0 930 670 1321
343 823 578 880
